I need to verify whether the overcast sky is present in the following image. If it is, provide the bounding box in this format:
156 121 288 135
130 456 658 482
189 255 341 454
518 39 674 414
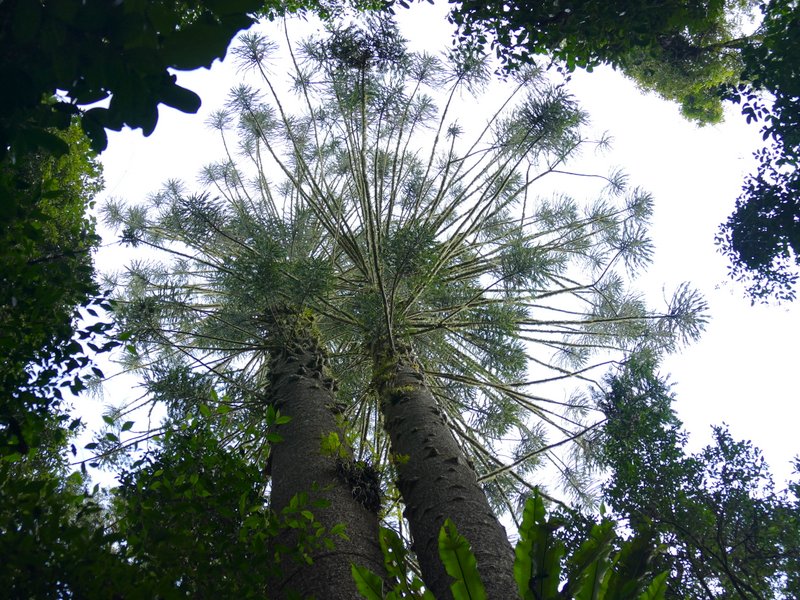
95 4 799 486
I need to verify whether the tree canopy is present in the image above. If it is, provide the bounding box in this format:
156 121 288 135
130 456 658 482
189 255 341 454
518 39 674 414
717 0 800 301
449 0 756 122
103 17 705 508
0 122 112 457
94 18 712 597
595 354 800 598
449 0 800 301
0 0 373 157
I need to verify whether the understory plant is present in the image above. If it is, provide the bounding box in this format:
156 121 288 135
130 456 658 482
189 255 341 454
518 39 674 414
353 491 668 600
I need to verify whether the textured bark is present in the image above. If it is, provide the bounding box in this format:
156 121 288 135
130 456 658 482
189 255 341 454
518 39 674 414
268 326 383 600
377 353 517 599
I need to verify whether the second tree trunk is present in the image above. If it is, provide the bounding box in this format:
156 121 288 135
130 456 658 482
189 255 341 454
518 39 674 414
376 350 517 599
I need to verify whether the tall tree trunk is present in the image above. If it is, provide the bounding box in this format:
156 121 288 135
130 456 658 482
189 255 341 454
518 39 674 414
375 349 517 599
268 318 384 599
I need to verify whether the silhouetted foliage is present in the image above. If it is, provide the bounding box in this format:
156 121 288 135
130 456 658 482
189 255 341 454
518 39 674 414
449 0 800 301
596 355 800 598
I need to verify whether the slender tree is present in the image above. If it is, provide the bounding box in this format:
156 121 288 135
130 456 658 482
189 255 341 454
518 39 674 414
595 354 800 598
265 312 386 598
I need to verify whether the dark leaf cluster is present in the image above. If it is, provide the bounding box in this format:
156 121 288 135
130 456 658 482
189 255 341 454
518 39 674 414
449 0 800 301
596 355 800 598
1 123 114 457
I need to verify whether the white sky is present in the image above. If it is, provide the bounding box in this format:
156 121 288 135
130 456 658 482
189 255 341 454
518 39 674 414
565 68 800 483
95 4 799 486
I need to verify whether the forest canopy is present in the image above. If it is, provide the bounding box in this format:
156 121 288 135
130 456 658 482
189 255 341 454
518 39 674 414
1 2 798 598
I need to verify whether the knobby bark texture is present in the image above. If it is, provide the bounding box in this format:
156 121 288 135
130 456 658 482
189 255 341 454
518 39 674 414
268 321 384 599
376 350 517 599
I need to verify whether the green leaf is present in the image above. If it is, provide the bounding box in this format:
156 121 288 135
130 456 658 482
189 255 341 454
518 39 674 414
11 0 42 42
203 0 263 15
637 571 668 600
379 527 408 581
514 493 564 600
514 496 539 599
66 471 83 486
565 521 615 600
320 431 342 456
438 520 487 600
14 128 70 156
330 523 349 540
604 532 655 599
161 24 240 69
121 420 134 432
352 564 384 599
81 107 109 152
159 81 201 114
572 556 611 600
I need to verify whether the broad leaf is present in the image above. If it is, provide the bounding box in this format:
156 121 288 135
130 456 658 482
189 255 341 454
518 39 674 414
438 520 487 600
564 520 615 600
515 494 564 600
603 532 655 599
352 564 384 600
379 527 408 582
159 81 201 114
637 571 668 600
514 495 540 599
